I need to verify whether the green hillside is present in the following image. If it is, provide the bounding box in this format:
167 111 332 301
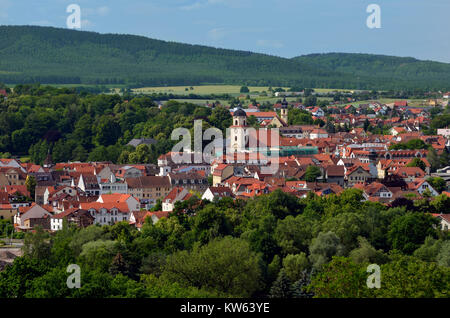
0 25 449 90
293 53 450 90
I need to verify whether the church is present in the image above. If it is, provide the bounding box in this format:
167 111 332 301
228 100 318 158
230 98 289 129
229 100 289 153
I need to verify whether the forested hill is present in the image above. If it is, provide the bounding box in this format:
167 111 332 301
1 25 450 90
0 25 336 87
293 53 450 90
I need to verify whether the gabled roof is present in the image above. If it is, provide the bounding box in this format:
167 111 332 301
126 176 171 188
346 163 371 176
355 182 391 196
80 202 130 213
394 167 425 178
164 187 188 203
52 208 92 219
407 178 431 191
231 111 278 118
325 165 345 177
131 210 170 228
98 193 134 203
207 186 233 197
4 185 30 197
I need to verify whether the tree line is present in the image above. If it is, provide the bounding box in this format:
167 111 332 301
0 84 233 164
0 189 448 298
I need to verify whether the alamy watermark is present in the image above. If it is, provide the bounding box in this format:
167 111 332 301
66 264 81 289
366 4 381 29
170 120 280 175
66 4 81 29
366 264 381 289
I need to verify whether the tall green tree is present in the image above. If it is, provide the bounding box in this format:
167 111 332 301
388 213 439 254
162 237 262 297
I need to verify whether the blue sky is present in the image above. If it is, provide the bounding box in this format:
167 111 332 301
1 0 449 62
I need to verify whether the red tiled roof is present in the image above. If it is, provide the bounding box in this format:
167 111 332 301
164 187 186 202
99 194 134 203
80 202 130 213
208 186 233 197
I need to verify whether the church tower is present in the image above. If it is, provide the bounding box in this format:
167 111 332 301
230 106 248 152
281 98 288 124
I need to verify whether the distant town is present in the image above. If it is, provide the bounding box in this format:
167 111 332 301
1 91 449 234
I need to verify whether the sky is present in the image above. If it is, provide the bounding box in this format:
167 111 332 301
0 0 449 62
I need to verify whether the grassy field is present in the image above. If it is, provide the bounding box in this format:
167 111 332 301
7 84 428 108
5 83 357 96
314 88 356 93
132 85 355 96
132 85 285 95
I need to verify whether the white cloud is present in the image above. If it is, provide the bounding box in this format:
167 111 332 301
256 39 284 48
180 2 203 11
180 0 249 11
84 6 110 17
207 27 228 41
96 6 110 16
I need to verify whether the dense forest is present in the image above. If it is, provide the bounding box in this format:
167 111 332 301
0 83 235 163
1 26 450 90
0 189 449 297
294 53 450 90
